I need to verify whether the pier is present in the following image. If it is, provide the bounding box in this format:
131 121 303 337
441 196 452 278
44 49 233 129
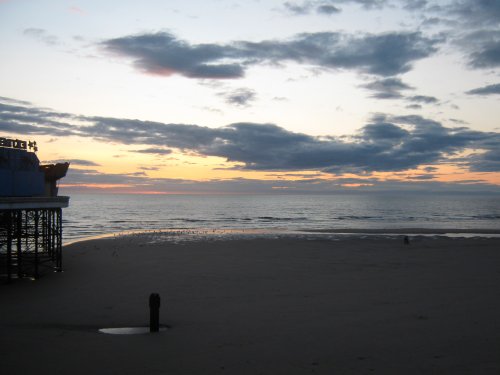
0 137 69 282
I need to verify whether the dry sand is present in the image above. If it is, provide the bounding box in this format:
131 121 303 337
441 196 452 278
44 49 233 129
1 234 500 374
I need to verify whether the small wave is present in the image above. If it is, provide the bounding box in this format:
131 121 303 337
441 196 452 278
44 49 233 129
257 216 307 222
474 214 500 220
336 216 378 220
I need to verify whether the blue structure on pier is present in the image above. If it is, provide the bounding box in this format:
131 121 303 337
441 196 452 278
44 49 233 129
0 141 45 197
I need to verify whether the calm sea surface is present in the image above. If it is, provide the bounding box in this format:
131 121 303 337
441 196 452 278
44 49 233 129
62 193 500 242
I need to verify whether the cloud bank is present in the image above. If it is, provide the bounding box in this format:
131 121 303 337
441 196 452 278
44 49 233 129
279 1 499 78
220 88 257 107
284 0 388 15
466 83 500 96
361 78 413 99
63 167 499 195
101 30 439 79
1 97 499 174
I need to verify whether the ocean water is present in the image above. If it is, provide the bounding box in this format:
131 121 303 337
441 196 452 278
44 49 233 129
61 193 500 242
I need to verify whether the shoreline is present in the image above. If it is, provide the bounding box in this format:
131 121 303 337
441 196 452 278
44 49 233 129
63 226 500 246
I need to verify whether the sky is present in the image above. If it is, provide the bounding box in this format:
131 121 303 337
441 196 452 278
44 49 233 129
0 0 499 194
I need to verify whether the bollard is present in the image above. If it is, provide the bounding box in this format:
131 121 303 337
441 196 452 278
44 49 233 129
149 293 161 332
404 236 410 245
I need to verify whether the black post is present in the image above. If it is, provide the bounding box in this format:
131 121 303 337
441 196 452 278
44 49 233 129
149 293 161 332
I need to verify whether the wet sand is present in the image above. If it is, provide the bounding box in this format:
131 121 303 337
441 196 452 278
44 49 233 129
1 234 500 374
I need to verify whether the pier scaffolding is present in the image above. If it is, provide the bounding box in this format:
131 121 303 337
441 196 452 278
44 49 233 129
0 197 69 281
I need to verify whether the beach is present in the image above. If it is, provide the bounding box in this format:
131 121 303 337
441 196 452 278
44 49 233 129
2 234 500 374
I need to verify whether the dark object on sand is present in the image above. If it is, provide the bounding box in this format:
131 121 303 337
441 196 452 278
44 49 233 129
149 293 161 332
404 236 410 245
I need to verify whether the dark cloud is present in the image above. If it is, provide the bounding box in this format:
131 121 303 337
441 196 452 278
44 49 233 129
423 166 438 172
45 159 101 167
449 118 469 125
283 1 340 15
131 148 173 155
284 0 387 12
331 177 379 184
468 149 500 172
0 101 77 137
243 31 439 77
348 0 388 8
101 30 439 78
416 0 499 28
64 168 147 186
407 174 435 180
23 28 59 45
316 4 341 14
420 17 443 27
1 97 499 173
390 0 500 73
70 159 100 166
448 0 500 27
466 83 500 95
407 95 439 104
465 31 500 69
361 122 410 140
102 32 244 79
220 88 257 106
361 80 438 105
440 1 500 71
265 172 325 179
406 104 422 110
139 166 160 171
327 0 388 9
0 96 32 106
283 1 312 15
403 0 428 10
129 171 147 177
361 77 413 99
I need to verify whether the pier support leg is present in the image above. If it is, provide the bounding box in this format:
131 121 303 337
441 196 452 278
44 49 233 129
34 210 39 279
16 211 22 278
6 212 12 283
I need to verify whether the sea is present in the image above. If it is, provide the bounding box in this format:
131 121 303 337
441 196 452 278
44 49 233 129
62 193 500 242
